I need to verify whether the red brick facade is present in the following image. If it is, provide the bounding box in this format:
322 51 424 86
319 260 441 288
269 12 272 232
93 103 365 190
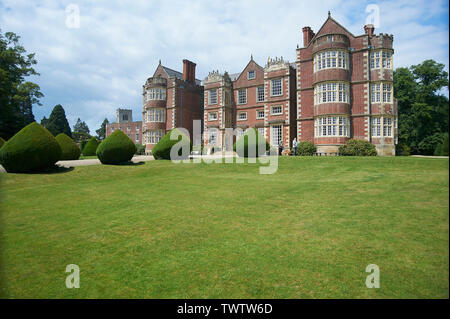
142 60 204 153
203 56 297 151
297 13 397 155
106 108 143 144
107 13 396 156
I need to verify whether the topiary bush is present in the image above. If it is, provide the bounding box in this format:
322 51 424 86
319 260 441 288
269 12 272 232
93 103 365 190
152 128 192 160
96 130 137 164
296 141 316 156
233 128 270 157
82 137 99 156
338 139 378 156
0 122 62 173
55 133 81 160
0 136 5 149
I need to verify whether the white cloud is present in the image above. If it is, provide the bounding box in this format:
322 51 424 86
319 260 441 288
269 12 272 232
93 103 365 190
0 0 448 132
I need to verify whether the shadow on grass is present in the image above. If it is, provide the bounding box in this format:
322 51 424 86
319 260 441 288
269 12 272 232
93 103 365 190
101 161 146 166
6 165 76 175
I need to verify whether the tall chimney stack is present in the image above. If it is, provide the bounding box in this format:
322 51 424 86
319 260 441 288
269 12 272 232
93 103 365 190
182 59 196 84
364 24 375 36
302 26 315 47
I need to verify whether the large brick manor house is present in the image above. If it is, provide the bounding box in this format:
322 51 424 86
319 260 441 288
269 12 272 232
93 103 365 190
107 13 397 156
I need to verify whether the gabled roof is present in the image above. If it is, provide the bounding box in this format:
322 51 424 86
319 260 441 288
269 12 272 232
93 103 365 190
306 12 358 47
232 56 264 82
156 63 202 85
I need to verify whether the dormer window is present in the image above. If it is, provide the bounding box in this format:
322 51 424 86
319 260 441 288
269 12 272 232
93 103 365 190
247 70 256 79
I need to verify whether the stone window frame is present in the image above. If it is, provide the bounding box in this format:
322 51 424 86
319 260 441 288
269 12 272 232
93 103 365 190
256 109 265 119
370 50 393 69
257 86 265 102
313 49 349 72
237 111 247 121
237 89 247 105
270 125 282 146
208 112 218 121
247 70 256 80
314 116 350 137
270 78 283 97
147 108 166 123
270 105 283 115
209 89 218 105
314 81 349 105
146 87 166 101
147 129 164 144
371 116 393 137
371 82 393 104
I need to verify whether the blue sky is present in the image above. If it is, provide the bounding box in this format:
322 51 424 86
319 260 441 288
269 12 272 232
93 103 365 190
0 0 448 133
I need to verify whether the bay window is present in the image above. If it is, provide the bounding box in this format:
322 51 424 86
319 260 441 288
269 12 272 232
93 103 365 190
314 116 350 137
314 82 349 104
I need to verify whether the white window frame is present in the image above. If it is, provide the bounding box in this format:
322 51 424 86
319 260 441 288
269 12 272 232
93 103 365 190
371 116 393 137
247 70 256 79
147 129 164 144
209 89 218 105
370 50 392 69
257 86 265 102
270 125 282 146
256 110 265 119
257 127 265 137
146 88 166 101
314 50 349 72
147 108 165 123
237 112 247 121
271 78 282 96
238 89 247 105
271 105 283 115
371 82 392 103
314 116 350 137
314 82 349 105
208 112 218 121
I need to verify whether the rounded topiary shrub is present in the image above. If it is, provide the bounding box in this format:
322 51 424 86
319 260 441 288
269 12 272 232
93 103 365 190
296 141 316 156
82 137 99 156
96 130 136 164
338 139 378 156
152 128 192 160
0 122 62 173
55 133 81 160
233 128 270 157
0 136 5 149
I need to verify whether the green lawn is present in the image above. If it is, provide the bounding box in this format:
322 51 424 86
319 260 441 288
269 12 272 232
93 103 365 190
78 155 97 160
0 157 448 298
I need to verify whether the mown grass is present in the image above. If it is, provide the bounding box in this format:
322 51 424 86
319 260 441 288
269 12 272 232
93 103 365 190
0 156 448 298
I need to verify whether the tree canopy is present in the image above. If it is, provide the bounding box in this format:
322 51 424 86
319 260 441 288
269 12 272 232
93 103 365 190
96 118 109 140
0 30 43 139
394 59 449 154
45 104 72 137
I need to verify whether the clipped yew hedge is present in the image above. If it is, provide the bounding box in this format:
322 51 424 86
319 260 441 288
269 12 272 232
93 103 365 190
96 130 136 164
82 137 99 156
0 137 5 148
233 128 270 157
55 133 81 160
0 122 62 173
152 128 191 160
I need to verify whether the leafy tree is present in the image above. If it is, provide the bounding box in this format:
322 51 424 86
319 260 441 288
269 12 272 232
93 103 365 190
73 118 90 135
96 118 109 140
45 104 72 137
0 30 43 139
394 59 449 154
